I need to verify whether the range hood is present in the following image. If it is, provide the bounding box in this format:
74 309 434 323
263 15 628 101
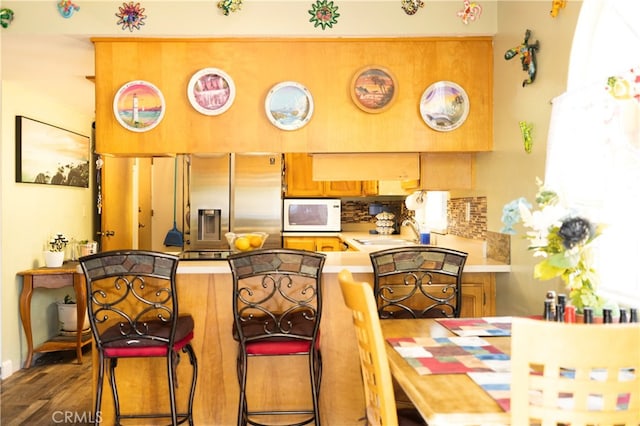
311 153 420 181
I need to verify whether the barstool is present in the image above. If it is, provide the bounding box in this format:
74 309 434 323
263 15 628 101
370 246 468 319
227 248 326 426
79 250 198 426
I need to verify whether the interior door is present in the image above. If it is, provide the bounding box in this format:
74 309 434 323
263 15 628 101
100 156 135 250
137 158 152 250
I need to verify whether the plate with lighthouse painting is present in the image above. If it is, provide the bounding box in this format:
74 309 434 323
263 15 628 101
113 80 166 132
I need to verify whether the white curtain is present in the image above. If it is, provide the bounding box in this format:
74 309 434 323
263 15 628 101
545 0 640 304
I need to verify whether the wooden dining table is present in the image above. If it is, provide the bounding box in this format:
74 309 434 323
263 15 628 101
380 318 511 426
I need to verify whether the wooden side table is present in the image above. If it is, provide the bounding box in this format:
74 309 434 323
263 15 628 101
18 262 92 368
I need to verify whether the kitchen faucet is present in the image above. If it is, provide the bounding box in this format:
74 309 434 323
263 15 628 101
402 218 420 242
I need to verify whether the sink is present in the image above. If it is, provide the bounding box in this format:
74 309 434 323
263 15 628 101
353 238 417 246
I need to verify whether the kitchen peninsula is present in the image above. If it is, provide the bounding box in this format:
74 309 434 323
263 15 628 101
94 235 510 425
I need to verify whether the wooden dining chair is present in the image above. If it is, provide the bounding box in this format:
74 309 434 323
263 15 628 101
511 317 640 426
79 250 198 426
338 269 426 426
369 246 468 319
228 249 326 426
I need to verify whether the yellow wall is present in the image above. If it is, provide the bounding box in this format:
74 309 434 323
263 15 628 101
0 82 94 373
480 1 582 316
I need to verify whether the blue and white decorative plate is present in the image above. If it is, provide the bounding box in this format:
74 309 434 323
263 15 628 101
265 81 314 131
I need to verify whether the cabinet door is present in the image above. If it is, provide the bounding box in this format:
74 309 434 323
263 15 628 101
285 153 368 197
323 181 362 196
285 153 324 196
283 237 317 251
361 181 378 196
420 153 475 190
315 237 342 252
459 283 485 317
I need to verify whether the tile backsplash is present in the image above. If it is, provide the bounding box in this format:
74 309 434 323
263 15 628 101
341 200 405 225
341 196 487 241
447 196 487 240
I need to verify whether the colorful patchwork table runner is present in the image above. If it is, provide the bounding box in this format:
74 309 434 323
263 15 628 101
466 368 634 413
436 316 513 337
467 372 512 412
386 336 511 375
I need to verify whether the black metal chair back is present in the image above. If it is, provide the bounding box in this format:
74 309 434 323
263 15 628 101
370 246 468 319
80 250 197 426
227 248 326 426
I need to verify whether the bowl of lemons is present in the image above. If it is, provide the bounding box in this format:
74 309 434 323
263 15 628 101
225 232 269 252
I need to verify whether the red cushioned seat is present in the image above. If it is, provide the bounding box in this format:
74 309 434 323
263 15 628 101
102 315 194 357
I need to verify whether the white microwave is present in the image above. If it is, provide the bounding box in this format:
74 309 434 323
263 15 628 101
283 198 342 232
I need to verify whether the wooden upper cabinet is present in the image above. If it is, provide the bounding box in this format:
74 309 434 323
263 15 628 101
93 37 493 156
285 153 366 197
284 153 324 196
419 153 475 190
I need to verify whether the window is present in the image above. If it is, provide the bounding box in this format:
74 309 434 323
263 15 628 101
545 0 640 308
411 191 448 234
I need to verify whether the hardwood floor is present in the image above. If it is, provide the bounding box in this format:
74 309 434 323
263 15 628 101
1 347 93 426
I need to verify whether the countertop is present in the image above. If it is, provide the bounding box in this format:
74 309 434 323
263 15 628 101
176 232 511 274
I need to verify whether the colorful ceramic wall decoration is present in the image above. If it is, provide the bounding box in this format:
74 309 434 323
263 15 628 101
308 0 340 30
187 68 236 116
0 8 14 28
550 0 567 18
504 29 540 87
57 1 80 18
218 0 242 16
519 121 533 153
115 2 146 32
457 0 482 24
113 80 165 132
401 0 424 15
351 66 398 113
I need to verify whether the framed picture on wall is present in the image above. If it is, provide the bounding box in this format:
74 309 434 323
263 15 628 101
15 115 90 188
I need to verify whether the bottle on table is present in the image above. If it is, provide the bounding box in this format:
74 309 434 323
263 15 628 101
619 308 628 323
583 307 594 324
543 300 554 321
543 290 556 320
564 304 576 323
556 294 566 322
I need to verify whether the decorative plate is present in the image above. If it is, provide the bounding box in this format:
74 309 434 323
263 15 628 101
419 81 470 132
265 81 314 131
187 68 236 116
351 66 398 113
113 80 165 132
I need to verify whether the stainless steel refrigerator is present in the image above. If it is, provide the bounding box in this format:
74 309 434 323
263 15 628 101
184 153 283 251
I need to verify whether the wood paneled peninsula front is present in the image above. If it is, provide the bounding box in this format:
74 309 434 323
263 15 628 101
94 236 509 425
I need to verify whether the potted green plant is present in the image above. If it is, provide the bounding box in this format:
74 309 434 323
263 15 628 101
44 233 68 268
76 240 98 257
57 294 89 332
